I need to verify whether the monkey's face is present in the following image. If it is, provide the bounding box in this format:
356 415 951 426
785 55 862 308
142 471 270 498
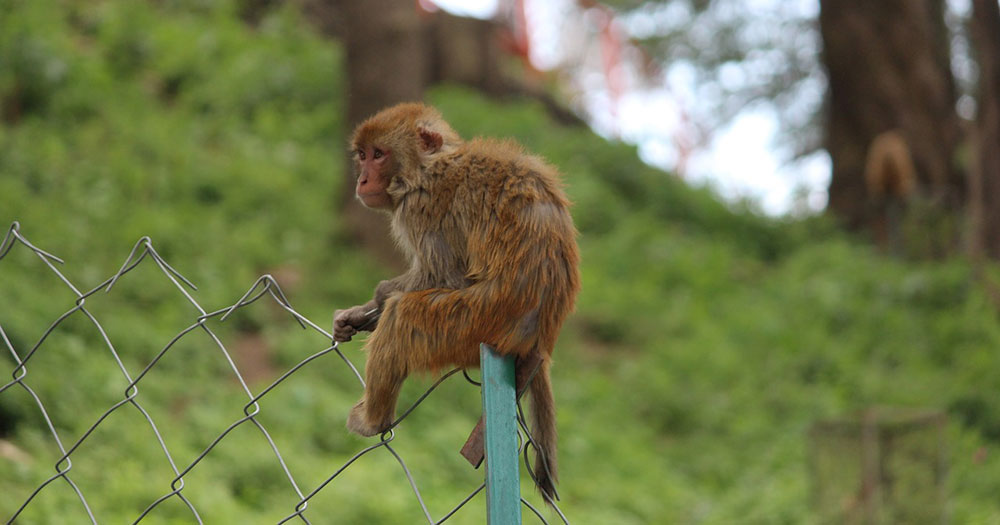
353 144 395 209
349 103 457 210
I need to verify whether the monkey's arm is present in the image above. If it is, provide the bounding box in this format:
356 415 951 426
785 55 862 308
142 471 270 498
332 282 396 342
374 278 407 308
333 270 421 343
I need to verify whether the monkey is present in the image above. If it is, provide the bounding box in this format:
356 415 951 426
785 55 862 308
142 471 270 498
332 103 580 502
863 130 917 251
864 130 916 200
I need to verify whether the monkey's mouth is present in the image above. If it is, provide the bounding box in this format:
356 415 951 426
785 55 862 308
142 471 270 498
358 189 391 202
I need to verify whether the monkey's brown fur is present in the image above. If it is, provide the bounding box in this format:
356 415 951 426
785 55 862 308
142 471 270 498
864 130 917 250
334 103 580 502
864 130 916 200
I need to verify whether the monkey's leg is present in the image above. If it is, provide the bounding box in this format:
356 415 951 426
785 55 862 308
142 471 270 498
346 286 538 437
347 331 407 437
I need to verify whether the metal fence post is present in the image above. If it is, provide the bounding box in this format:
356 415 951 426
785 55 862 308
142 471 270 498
480 343 522 525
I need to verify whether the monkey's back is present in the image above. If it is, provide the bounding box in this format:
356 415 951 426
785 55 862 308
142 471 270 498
440 138 581 357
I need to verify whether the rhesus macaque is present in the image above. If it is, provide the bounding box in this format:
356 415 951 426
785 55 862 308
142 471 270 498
864 130 916 250
864 130 916 200
333 103 580 501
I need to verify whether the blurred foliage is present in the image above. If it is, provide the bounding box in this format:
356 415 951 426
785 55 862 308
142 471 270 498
599 0 825 157
2 0 1000 523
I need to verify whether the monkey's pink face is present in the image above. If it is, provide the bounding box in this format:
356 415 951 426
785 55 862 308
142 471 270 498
354 145 394 209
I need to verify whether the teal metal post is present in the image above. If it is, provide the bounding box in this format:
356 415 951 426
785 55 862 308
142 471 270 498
480 343 521 525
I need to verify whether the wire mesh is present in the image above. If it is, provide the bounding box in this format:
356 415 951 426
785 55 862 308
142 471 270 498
0 222 569 524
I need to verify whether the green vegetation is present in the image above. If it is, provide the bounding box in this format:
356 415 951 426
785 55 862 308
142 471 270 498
2 1 1000 523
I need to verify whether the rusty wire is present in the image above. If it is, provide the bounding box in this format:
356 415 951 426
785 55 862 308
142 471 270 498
0 222 569 524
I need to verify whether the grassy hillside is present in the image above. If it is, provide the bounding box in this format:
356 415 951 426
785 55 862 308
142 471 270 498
2 1 1000 523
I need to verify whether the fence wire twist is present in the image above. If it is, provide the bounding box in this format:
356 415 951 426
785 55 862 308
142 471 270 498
0 222 569 524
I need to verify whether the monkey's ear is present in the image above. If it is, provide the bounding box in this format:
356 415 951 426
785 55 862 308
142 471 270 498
418 127 443 154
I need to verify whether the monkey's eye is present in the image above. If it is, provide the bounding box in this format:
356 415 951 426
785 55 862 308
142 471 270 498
357 149 366 160
373 148 384 159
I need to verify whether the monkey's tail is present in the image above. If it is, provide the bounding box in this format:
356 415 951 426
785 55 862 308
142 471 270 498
528 362 559 505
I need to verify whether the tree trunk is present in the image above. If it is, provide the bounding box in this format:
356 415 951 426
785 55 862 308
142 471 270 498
819 0 963 253
334 0 428 268
971 0 1000 259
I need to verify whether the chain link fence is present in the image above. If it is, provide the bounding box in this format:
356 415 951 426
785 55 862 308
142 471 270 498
0 222 569 524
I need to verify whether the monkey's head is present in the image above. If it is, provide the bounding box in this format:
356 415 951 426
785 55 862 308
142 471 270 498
350 103 461 210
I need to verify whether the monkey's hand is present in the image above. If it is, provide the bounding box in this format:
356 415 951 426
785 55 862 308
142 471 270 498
333 303 378 343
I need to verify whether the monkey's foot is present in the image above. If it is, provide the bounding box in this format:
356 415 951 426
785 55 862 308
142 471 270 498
346 400 392 437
